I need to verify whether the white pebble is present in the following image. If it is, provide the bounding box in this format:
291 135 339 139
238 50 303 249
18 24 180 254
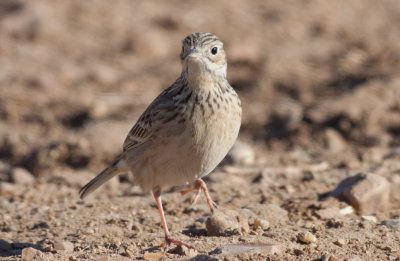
298 232 317 244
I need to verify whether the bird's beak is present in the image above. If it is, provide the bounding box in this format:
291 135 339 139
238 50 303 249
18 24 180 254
187 49 201 59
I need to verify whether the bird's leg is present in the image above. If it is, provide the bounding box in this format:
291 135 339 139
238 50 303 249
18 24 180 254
179 184 202 206
178 179 217 214
152 189 194 250
196 179 217 214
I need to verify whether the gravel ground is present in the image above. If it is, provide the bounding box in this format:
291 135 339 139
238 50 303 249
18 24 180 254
1 0 400 260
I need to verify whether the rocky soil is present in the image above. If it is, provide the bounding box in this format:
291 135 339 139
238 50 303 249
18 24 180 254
1 0 400 260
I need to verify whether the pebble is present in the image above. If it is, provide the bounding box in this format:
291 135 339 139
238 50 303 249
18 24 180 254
210 243 282 255
21 247 42 261
11 167 35 185
227 140 255 166
53 241 74 252
339 206 354 215
362 216 377 223
0 182 18 195
298 232 317 244
381 219 400 230
324 128 346 152
172 245 198 257
206 209 249 236
330 172 390 215
294 249 304 256
334 238 345 247
315 207 341 220
253 218 270 230
96 257 111 261
83 228 95 235
143 251 164 260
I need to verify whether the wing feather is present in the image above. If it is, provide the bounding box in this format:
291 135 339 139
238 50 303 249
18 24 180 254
123 79 186 153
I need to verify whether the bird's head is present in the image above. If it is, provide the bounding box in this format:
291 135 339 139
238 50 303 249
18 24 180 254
180 32 227 83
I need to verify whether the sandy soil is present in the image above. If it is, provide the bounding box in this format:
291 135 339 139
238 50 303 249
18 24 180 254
1 0 400 260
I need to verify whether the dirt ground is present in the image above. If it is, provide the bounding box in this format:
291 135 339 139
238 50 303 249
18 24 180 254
1 0 400 260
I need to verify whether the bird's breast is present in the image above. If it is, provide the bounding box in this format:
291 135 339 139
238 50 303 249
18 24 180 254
186 86 242 175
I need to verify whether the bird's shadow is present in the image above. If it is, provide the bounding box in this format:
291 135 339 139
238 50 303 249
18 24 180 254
0 239 42 257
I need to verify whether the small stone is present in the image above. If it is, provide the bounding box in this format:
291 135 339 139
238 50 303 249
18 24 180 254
172 245 198 257
206 209 249 236
330 172 390 215
0 182 18 195
334 238 345 247
253 218 269 230
324 128 346 152
53 241 74 252
361 148 385 164
21 247 41 261
339 206 354 215
210 243 282 255
143 251 164 260
315 207 341 220
298 231 317 244
381 219 400 230
11 167 35 185
124 248 134 258
39 239 53 252
227 140 255 166
362 216 377 223
294 249 304 256
96 257 110 261
83 228 95 235
90 101 112 120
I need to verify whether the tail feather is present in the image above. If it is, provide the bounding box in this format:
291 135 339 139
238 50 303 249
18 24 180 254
79 158 126 199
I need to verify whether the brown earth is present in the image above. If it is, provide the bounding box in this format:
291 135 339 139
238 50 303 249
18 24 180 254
1 0 400 260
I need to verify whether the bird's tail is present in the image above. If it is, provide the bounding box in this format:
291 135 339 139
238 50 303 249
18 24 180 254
79 156 127 199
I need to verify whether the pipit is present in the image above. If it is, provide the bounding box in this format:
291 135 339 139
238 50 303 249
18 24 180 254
79 32 242 249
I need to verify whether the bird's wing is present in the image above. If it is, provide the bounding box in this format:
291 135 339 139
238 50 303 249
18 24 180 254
123 80 186 153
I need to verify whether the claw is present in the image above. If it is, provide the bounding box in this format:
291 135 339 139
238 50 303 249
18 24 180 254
160 235 194 250
153 189 196 251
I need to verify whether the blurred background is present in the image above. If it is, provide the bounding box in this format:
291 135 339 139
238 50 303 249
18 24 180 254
1 0 400 259
0 0 400 177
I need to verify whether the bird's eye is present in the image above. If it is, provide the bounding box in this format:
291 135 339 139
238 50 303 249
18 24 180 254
211 47 218 55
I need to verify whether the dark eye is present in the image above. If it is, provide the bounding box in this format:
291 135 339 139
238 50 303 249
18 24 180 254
211 47 218 55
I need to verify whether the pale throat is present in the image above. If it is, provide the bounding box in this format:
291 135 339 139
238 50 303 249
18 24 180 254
185 63 227 91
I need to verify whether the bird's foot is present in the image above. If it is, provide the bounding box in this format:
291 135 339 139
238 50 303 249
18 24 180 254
196 179 217 214
178 179 218 214
160 235 194 251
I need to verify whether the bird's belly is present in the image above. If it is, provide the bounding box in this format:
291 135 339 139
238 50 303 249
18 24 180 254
131 101 241 191
131 134 205 191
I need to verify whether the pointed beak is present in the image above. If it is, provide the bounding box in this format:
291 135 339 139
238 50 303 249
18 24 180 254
187 49 201 59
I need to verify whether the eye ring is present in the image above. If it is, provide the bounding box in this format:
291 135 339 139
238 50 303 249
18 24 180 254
211 47 218 55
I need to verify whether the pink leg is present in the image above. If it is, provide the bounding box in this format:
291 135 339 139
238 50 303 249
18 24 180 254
153 189 194 250
178 179 217 214
196 179 217 214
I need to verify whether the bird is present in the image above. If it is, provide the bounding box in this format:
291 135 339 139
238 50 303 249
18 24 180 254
79 32 242 249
